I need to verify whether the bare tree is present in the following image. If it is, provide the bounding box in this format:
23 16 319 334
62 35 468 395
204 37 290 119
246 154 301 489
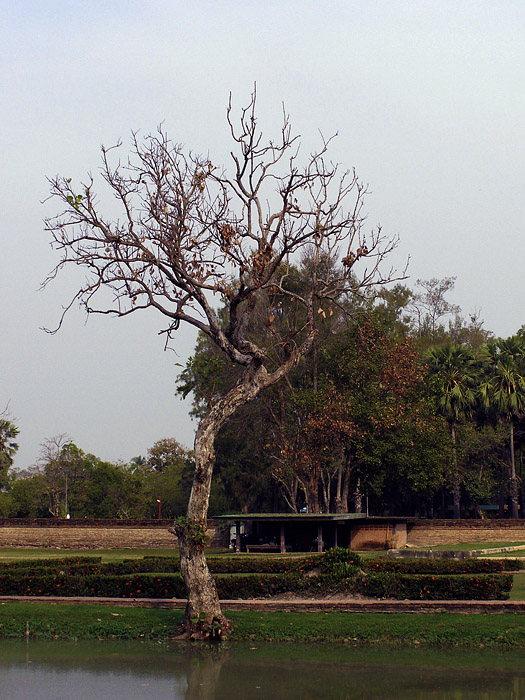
409 277 460 341
43 91 401 638
37 434 84 517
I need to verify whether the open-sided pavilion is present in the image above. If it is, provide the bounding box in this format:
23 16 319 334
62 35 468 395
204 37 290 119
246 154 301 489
217 513 409 552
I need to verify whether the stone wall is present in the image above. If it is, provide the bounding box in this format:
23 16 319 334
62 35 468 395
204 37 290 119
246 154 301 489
0 519 228 550
407 519 525 547
350 522 407 551
1 518 523 551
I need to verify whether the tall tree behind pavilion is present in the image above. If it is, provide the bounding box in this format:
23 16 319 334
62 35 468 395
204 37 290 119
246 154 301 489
425 342 479 518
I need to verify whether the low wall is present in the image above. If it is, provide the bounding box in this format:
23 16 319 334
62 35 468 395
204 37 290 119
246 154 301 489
350 523 407 551
407 520 525 547
0 519 228 550
1 518 524 551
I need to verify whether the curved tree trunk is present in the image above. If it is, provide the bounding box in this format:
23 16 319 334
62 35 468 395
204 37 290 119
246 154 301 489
174 417 230 640
175 348 314 639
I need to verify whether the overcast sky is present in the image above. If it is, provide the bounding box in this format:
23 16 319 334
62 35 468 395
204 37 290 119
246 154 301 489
2 1 525 471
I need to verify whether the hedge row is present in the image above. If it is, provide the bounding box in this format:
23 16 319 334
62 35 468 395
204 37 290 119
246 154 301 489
0 557 103 574
356 572 513 600
0 553 520 580
0 571 511 600
0 555 324 576
366 558 522 574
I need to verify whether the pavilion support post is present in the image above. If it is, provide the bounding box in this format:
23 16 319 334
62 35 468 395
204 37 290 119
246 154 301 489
235 521 241 554
317 524 323 553
280 524 286 554
334 524 338 549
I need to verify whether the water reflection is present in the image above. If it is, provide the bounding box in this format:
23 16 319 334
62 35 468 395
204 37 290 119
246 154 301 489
0 640 523 700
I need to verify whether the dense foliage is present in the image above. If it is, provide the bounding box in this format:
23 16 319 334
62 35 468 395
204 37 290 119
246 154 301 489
176 271 525 519
3 437 194 519
4 277 525 520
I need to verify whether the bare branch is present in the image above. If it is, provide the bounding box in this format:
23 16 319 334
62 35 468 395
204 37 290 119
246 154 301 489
43 94 405 633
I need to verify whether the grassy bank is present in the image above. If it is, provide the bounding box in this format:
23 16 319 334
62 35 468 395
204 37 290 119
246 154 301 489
0 603 523 648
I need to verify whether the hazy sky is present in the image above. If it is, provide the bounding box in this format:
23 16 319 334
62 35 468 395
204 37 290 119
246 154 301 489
2 1 525 471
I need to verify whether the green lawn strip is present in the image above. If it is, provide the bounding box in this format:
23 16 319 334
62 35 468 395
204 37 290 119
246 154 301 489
0 547 380 563
0 603 523 647
0 548 282 563
0 548 181 562
432 542 525 551
0 602 183 640
509 572 525 601
226 610 525 647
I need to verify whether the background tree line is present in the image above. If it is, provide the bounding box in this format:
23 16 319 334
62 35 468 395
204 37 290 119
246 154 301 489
178 266 525 520
0 433 196 520
2 274 525 520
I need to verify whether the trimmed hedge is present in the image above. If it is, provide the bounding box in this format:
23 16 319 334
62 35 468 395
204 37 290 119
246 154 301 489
0 557 103 574
364 558 519 575
0 572 186 598
0 570 512 600
0 552 513 601
356 573 512 600
0 555 324 577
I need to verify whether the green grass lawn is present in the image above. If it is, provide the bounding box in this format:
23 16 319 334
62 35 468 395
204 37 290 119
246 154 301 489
509 572 525 601
432 541 525 551
0 603 523 647
0 548 181 562
0 547 380 562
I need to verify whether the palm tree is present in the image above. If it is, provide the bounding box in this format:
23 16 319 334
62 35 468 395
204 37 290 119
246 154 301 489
426 343 479 518
480 336 525 519
0 418 20 487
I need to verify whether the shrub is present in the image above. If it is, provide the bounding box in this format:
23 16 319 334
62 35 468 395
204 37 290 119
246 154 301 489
320 548 362 581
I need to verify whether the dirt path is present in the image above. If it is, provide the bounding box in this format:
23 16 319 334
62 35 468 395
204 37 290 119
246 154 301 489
1 595 524 613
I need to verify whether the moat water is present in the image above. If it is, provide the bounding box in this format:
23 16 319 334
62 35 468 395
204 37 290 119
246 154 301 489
0 639 523 699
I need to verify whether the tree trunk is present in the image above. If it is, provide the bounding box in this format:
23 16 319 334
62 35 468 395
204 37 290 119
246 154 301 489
277 474 299 513
174 412 230 640
335 453 351 513
321 470 332 513
354 478 362 513
509 420 519 519
499 459 506 519
177 533 226 639
518 448 525 518
450 423 461 519
305 477 320 513
175 354 313 638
